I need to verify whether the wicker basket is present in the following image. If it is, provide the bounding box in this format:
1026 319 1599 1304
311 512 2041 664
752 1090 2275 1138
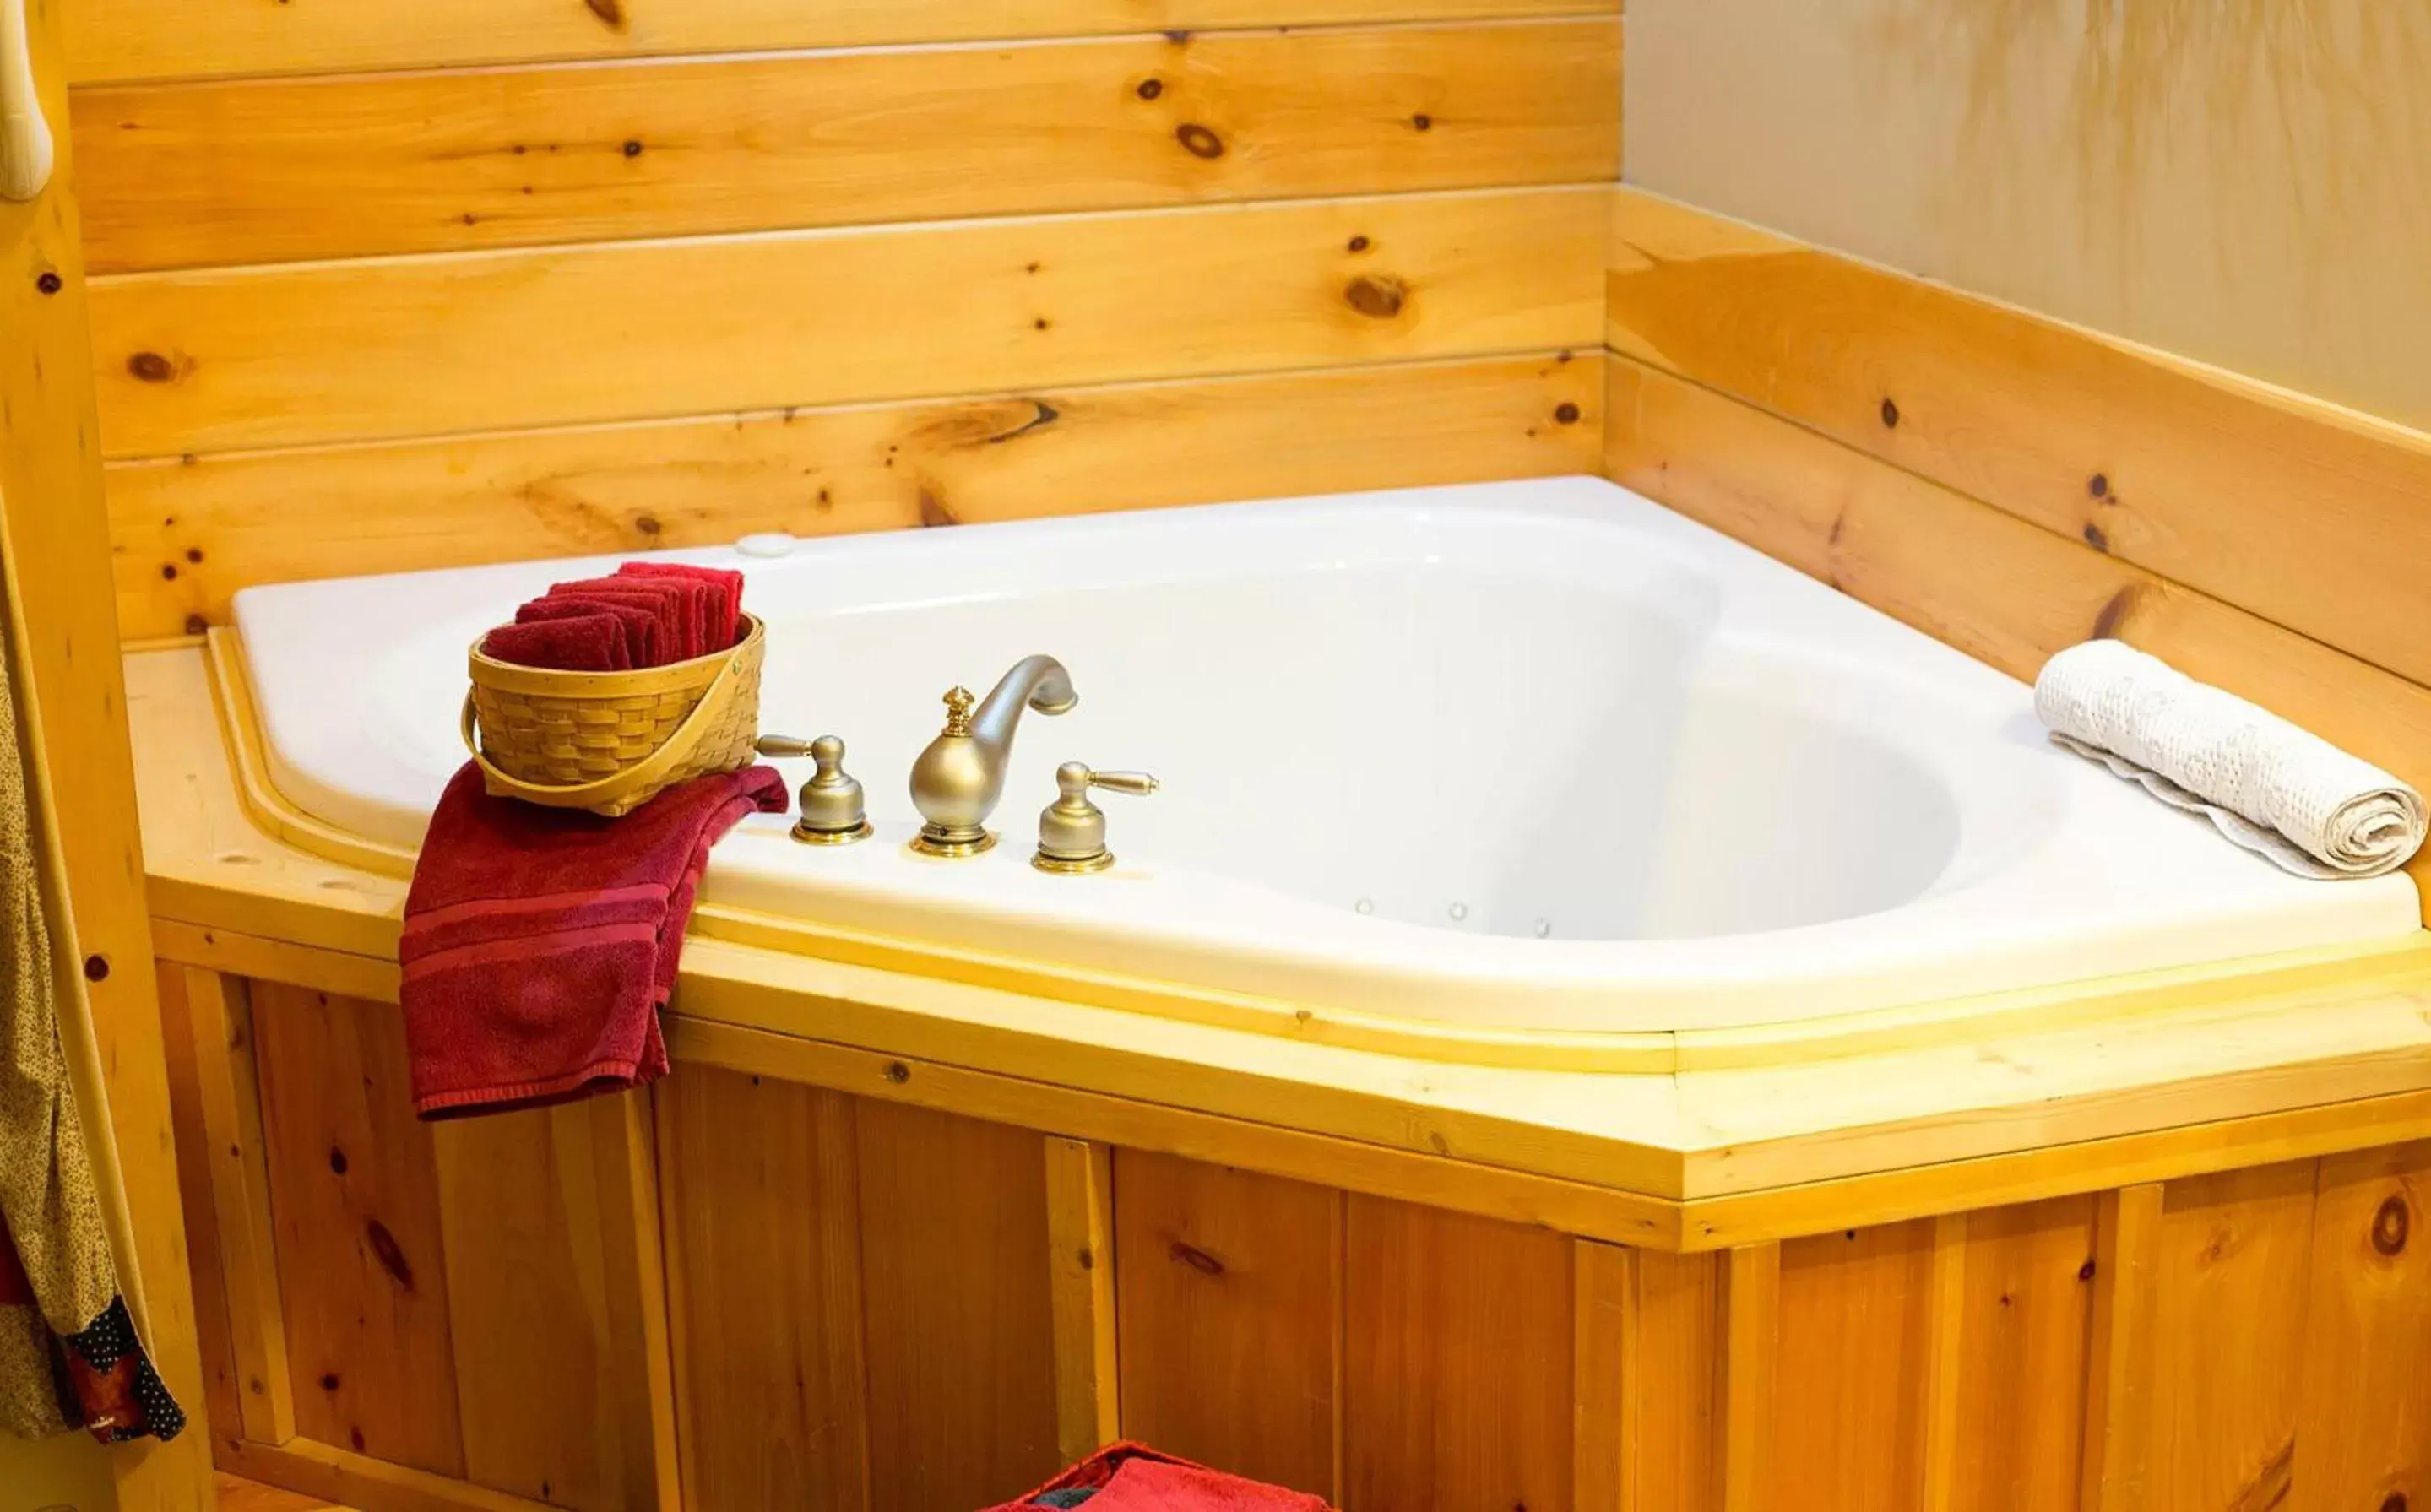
459 614 765 817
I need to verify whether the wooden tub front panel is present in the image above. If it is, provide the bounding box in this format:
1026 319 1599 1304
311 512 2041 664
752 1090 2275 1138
160 973 2431 1512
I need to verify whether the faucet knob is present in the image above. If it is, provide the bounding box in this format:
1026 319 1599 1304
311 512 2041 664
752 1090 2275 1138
759 734 872 843
941 685 976 737
794 734 872 844
1035 761 1159 874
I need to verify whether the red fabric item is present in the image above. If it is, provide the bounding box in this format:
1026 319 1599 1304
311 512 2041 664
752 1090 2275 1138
983 1444 1332 1512
399 761 787 1119
547 577 697 660
516 594 662 667
480 614 631 671
617 561 746 652
0 1208 33 1307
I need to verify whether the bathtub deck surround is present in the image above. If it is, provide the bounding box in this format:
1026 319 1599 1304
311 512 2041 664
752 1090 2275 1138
125 626 2431 1512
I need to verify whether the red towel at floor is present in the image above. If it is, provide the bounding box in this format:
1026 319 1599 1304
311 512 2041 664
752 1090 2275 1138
983 1444 1332 1512
399 762 787 1119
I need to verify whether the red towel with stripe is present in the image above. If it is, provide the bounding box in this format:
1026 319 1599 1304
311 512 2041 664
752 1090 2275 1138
399 761 786 1119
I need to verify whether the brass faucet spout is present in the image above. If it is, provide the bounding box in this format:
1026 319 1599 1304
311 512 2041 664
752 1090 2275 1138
908 654 1076 855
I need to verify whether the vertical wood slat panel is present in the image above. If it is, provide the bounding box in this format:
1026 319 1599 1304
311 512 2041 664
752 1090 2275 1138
2291 1142 2431 1512
1111 1150 1344 1500
249 984 464 1477
1917 1215 1967 1512
429 1108 605 1509
1342 1196 1573 1512
578 1092 681 1512
1717 1243 1779 1512
2081 1184 2164 1512
654 1066 870 1512
1946 1197 2098 1512
1045 1138 1121 1465
1631 1249 1721 1512
855 1102 1061 1512
175 967 296 1445
1772 1222 1936 1512
153 964 248 1452
2149 1163 2320 1512
1574 1241 1633 1512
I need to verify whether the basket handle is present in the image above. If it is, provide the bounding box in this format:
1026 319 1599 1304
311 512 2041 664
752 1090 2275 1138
460 645 750 809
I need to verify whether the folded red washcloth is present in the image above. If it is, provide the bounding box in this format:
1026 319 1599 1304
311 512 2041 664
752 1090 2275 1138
610 567 714 658
984 1444 1332 1512
547 577 697 660
617 561 746 653
516 595 662 667
399 761 787 1119
480 613 632 671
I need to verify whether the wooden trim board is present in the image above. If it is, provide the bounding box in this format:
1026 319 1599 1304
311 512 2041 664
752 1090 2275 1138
113 353 1599 640
67 0 1621 87
89 185 1607 457
74 21 1620 272
1606 187 2431 697
0 0 217 1501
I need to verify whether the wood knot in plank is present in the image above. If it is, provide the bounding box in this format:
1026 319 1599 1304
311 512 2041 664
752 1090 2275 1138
364 1218 416 1292
1343 275 1407 320
1169 1240 1224 1276
584 0 628 30
2373 1195 2410 1255
1174 123 1224 159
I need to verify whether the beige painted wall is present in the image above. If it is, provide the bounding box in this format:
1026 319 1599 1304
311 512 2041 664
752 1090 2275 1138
0 1433 118 1512
1624 0 2431 431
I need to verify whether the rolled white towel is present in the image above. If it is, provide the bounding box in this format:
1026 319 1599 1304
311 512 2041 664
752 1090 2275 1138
2034 639 2426 879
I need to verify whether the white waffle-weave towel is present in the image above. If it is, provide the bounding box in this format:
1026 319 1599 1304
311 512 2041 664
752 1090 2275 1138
2034 639 2426 879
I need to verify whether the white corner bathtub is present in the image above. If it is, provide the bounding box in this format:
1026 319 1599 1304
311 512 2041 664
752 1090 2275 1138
234 477 2419 1042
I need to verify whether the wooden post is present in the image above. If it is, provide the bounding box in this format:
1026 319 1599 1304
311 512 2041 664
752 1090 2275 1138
1044 1136 1120 1462
0 0 215 1501
2081 1184 2163 1512
1715 1242 1779 1512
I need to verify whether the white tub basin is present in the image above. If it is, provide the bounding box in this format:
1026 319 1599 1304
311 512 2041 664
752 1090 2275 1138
234 477 2418 1038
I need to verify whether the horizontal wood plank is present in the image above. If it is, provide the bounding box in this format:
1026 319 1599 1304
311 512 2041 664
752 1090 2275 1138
67 0 1620 86
106 351 1598 637
90 185 1605 457
1602 354 2431 913
75 22 1620 272
1606 187 2431 691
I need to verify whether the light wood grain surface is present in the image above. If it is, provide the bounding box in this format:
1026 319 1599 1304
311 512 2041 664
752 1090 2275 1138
250 984 465 1478
76 22 1620 271
106 352 1597 640
90 185 1605 457
1114 1149 1346 1497
69 0 1620 84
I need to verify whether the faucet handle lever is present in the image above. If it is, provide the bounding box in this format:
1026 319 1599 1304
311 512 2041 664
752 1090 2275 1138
755 734 819 759
1077 768 1159 798
1037 762 1157 873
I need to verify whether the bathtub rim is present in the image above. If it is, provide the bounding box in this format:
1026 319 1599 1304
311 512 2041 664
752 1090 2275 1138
200 623 2431 1075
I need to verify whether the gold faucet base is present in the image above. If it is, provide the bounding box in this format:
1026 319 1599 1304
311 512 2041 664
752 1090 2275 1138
791 819 874 846
910 827 996 859
1033 848 1114 875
